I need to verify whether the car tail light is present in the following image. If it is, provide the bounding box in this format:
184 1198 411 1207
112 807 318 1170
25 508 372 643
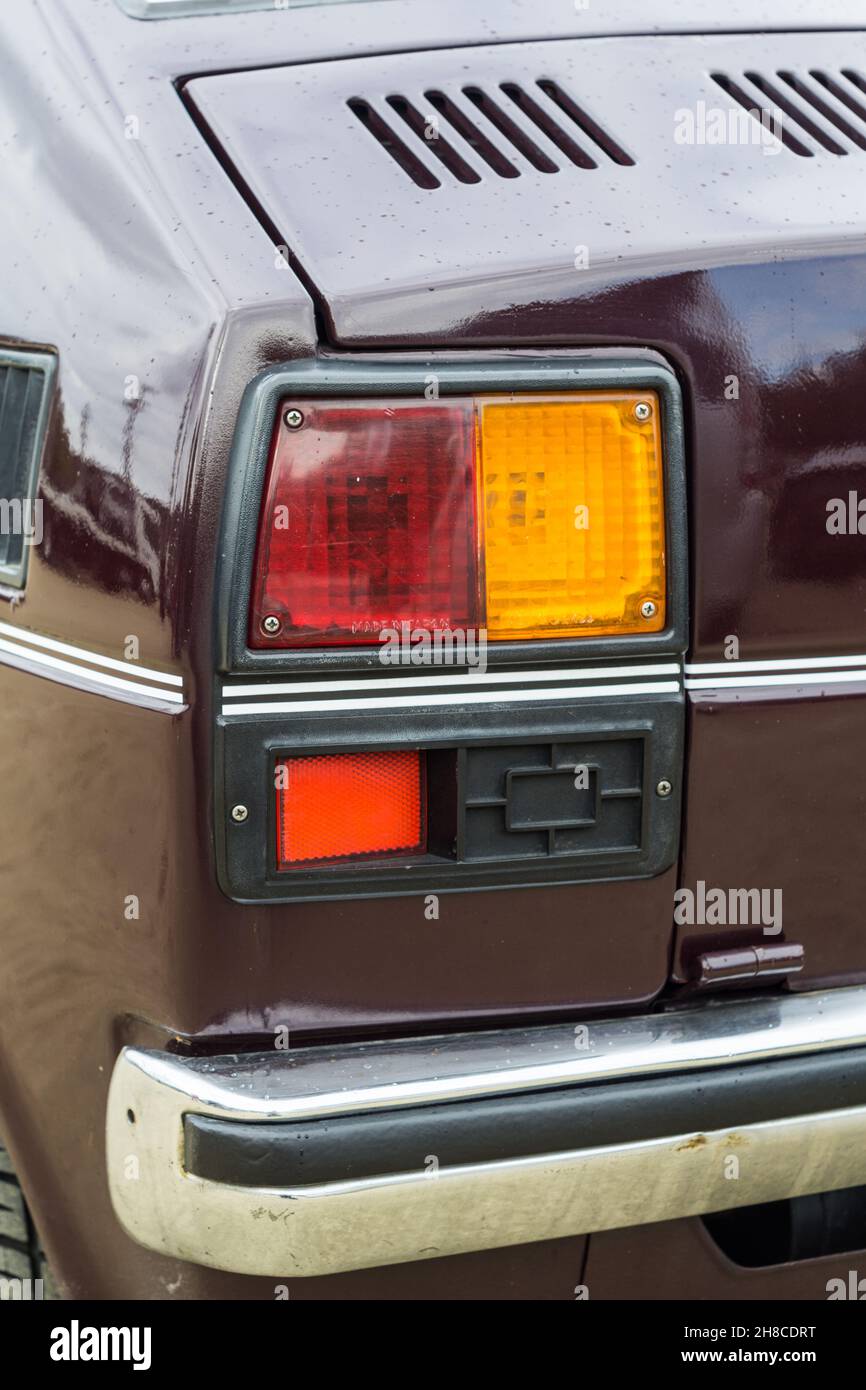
275 750 425 867
250 391 664 648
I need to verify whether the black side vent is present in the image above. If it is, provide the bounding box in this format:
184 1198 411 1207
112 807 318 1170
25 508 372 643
0 350 55 587
711 69 866 156
348 80 634 187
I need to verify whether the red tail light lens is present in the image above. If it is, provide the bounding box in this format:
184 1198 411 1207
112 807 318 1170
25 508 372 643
275 750 425 866
250 399 477 647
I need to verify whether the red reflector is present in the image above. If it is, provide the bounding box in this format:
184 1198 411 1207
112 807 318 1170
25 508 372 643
275 750 425 866
250 399 477 647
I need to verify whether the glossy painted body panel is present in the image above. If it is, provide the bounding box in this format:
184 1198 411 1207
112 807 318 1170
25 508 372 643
676 689 866 987
186 30 866 337
0 0 864 1298
585 1217 866 1300
322 258 866 665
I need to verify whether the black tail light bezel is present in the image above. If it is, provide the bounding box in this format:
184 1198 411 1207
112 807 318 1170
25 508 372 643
214 352 688 903
214 353 688 677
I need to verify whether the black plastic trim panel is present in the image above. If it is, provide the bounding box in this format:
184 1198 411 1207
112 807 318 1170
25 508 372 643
216 690 683 902
185 1045 866 1188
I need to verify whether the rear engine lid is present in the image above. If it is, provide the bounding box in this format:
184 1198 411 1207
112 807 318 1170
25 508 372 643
185 30 866 342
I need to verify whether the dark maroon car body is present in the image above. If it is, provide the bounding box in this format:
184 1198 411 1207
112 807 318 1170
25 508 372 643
2 0 866 1300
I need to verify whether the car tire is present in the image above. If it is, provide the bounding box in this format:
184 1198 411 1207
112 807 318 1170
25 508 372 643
0 1139 59 1298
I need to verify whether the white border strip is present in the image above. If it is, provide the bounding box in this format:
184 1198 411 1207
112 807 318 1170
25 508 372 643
0 619 183 686
224 662 682 699
223 679 681 717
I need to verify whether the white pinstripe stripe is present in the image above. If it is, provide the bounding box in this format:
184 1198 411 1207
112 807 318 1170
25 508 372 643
0 633 185 707
222 678 681 717
686 655 866 676
687 669 866 691
224 662 682 699
0 618 182 686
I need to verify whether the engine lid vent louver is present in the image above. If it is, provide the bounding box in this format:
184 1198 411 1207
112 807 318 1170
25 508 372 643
711 69 866 156
348 80 634 187
0 350 55 587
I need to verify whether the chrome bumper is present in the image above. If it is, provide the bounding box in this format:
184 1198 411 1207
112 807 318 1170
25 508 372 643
106 986 866 1277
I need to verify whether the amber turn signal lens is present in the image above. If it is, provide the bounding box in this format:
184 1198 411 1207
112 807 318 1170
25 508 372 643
275 750 425 867
477 393 666 639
